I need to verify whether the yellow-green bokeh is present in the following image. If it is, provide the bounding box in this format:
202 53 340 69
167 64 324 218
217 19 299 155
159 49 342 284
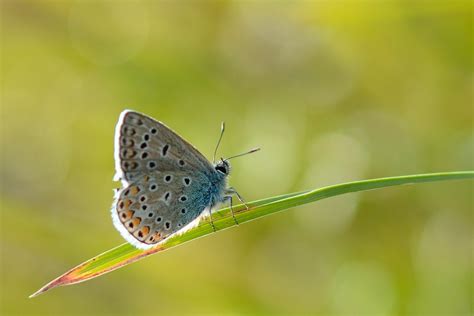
1 1 472 315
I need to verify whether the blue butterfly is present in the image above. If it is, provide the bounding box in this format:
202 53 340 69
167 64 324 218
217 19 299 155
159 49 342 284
111 110 259 249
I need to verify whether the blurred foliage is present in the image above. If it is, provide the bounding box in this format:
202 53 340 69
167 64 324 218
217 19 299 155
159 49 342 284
1 1 472 315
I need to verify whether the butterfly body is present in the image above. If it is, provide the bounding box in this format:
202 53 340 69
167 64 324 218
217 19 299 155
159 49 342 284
112 110 234 249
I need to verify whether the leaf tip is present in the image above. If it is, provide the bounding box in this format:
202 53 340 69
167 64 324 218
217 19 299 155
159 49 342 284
29 283 54 298
29 273 72 298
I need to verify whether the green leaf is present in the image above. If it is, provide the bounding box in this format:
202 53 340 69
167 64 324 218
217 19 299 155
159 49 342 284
30 171 473 298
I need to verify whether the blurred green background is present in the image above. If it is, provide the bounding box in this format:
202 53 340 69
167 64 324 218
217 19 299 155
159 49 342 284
1 1 473 315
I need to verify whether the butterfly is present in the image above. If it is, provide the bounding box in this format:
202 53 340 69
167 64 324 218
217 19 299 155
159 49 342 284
111 110 259 249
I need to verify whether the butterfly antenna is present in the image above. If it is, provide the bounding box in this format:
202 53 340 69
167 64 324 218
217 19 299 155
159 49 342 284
213 122 225 164
225 147 261 160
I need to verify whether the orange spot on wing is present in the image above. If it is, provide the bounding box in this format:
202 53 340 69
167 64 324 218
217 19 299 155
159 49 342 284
120 210 134 221
125 217 142 231
146 231 162 244
134 226 150 240
132 217 141 226
130 186 141 195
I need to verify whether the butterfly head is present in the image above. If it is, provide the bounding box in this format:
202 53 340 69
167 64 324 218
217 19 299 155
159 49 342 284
214 159 231 176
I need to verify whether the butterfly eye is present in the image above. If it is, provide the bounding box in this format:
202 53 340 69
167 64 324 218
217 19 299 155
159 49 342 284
215 165 227 174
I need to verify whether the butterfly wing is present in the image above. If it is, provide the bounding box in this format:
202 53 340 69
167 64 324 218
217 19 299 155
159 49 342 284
112 110 216 249
112 173 210 249
114 110 214 185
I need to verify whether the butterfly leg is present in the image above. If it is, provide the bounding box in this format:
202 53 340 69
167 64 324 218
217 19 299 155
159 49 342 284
226 187 249 211
223 195 239 225
208 203 217 232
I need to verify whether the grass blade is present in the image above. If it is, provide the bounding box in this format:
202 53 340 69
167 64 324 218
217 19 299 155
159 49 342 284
30 171 473 298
